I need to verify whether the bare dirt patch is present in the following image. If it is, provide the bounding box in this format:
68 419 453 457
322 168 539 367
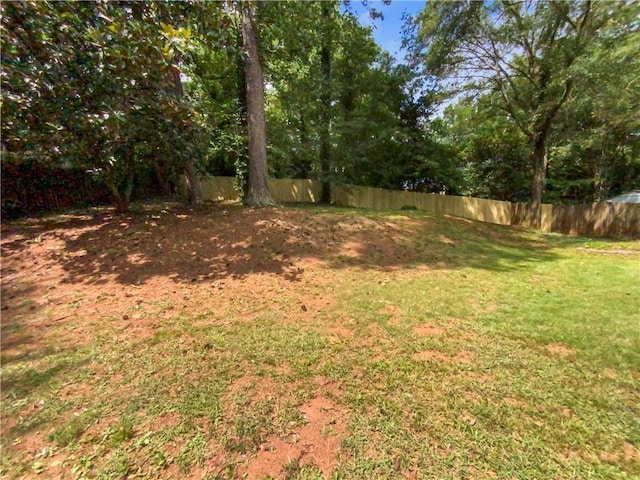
379 305 402 325
2 204 445 477
560 444 640 467
413 324 444 336
146 412 182 433
503 396 526 407
545 343 575 357
0 205 433 355
370 353 388 362
412 350 473 364
623 442 640 463
223 375 280 408
242 395 347 479
328 326 354 339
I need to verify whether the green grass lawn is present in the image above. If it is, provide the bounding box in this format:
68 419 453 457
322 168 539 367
1 205 639 479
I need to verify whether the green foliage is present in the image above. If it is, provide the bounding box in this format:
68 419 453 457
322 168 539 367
440 97 532 201
1 1 231 211
411 0 640 204
262 3 456 193
546 1 640 202
49 411 99 447
8 0 636 210
1 0 466 210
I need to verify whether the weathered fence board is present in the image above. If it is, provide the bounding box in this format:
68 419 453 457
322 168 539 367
200 177 322 204
269 178 322 203
200 176 240 202
549 202 640 238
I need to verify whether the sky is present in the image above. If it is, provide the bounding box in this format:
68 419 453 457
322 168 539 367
344 1 426 59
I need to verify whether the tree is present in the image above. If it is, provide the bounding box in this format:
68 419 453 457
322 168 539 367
411 0 609 222
548 1 640 202
258 1 330 183
319 2 335 203
261 2 450 194
240 0 274 207
3 0 469 214
1 1 218 212
440 96 531 201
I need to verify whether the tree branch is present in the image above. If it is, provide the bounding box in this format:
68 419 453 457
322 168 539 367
495 77 533 139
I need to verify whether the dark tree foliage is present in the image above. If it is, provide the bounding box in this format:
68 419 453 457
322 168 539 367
2 1 222 211
8 0 633 215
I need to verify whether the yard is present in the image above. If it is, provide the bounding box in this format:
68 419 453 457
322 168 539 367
1 203 639 479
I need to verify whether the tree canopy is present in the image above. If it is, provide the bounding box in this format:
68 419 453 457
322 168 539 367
2 0 638 214
408 0 639 208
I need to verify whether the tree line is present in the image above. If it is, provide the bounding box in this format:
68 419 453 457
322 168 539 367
2 1 638 217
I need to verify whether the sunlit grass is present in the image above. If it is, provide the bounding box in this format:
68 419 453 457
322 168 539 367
1 205 638 479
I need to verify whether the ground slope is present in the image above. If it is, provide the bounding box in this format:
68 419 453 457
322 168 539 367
1 203 639 479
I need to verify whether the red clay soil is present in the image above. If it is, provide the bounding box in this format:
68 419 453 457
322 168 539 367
243 395 347 479
1 204 437 352
0 203 436 479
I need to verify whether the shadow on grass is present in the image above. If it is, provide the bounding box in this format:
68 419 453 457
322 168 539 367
1 352 89 398
0 277 40 365
3 355 93 441
0 202 563 289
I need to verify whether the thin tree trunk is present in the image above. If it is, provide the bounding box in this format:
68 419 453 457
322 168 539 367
298 114 312 178
107 183 126 213
170 64 202 206
122 170 135 211
236 28 249 195
154 159 173 197
530 136 548 228
241 1 274 207
319 1 332 204
184 160 202 206
108 170 134 213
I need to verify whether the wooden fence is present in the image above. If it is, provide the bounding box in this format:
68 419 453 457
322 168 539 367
514 202 640 238
331 184 513 226
199 177 640 238
200 177 323 203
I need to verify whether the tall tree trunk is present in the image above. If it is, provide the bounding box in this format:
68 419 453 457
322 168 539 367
298 113 312 178
235 29 249 195
319 1 332 204
108 170 135 213
530 136 548 228
527 69 571 226
169 64 202 206
241 1 274 207
154 157 173 197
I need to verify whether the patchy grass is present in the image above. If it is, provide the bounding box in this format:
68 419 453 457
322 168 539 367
1 203 638 479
